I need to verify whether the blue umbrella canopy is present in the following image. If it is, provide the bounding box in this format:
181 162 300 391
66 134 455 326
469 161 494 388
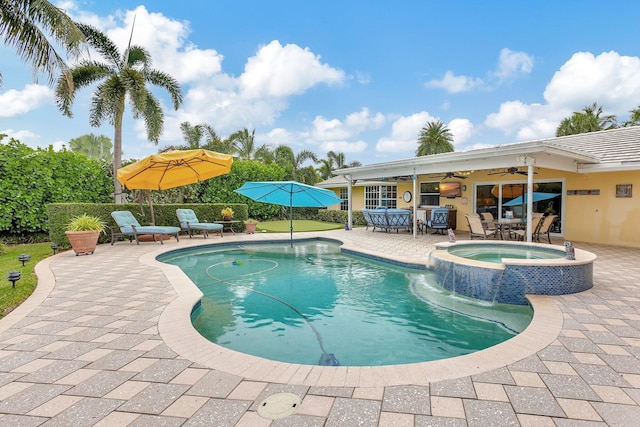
503 192 560 206
235 181 342 246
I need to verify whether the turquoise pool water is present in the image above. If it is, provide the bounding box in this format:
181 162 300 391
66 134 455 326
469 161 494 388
158 240 533 366
448 244 564 263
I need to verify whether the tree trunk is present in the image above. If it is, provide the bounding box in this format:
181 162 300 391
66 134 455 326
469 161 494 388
113 107 124 203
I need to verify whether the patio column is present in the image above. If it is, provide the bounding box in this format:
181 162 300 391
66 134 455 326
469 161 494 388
525 157 535 242
413 172 417 238
347 175 353 230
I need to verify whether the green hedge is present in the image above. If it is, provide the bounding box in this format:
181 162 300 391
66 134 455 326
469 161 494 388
317 209 366 226
48 203 249 247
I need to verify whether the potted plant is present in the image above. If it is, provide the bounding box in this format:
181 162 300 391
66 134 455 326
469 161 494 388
244 218 259 234
221 207 234 221
65 213 106 256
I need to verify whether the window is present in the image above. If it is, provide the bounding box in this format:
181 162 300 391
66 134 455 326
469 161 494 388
365 185 397 208
340 188 348 210
419 182 440 206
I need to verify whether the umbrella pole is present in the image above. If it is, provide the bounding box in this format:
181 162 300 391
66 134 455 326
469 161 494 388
289 193 293 248
147 190 156 225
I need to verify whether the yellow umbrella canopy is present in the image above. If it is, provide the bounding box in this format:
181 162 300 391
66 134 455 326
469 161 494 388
117 149 233 190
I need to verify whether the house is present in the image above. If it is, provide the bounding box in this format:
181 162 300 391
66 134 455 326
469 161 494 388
317 126 640 248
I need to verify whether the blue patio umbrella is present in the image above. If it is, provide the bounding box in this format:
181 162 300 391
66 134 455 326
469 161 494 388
235 181 342 247
503 192 560 206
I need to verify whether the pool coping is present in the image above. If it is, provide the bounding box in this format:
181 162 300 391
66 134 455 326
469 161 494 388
147 237 564 387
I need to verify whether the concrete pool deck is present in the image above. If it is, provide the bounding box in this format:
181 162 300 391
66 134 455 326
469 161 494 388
1 228 640 425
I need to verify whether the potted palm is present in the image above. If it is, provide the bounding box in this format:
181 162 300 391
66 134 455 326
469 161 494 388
65 214 106 256
244 218 259 234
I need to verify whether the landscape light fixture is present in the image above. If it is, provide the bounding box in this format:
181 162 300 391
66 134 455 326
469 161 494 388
18 254 31 266
7 271 21 288
51 243 58 254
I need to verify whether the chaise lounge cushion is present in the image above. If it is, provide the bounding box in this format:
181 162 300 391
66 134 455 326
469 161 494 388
176 209 223 238
111 211 180 245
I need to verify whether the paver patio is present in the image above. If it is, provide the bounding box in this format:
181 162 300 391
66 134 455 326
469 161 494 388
1 227 639 426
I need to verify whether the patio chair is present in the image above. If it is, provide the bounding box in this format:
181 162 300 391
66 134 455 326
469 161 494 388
176 209 223 238
510 214 543 241
361 209 375 231
465 213 498 240
480 212 498 231
534 214 557 243
426 208 449 234
110 211 180 245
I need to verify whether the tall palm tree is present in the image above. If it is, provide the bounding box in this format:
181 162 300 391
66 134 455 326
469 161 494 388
179 121 223 150
556 102 617 136
416 120 454 156
0 0 85 90
229 127 257 160
55 22 183 202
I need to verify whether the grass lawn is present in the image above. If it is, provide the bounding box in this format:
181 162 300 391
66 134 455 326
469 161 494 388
0 242 53 318
257 220 344 233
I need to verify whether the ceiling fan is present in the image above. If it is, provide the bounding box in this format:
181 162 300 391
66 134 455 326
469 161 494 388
488 167 536 176
429 171 468 179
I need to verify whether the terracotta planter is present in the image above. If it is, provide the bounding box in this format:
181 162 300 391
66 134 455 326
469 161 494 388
65 230 101 256
245 222 258 234
223 216 232 221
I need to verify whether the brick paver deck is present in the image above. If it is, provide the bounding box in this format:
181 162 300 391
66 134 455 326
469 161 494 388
1 228 639 426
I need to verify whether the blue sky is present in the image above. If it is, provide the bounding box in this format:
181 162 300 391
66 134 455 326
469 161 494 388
2 1 640 166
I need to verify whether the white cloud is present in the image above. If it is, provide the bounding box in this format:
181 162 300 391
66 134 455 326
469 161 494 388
105 6 224 83
494 48 534 81
544 51 640 112
1 128 38 143
0 84 51 117
484 50 640 142
375 112 435 153
425 71 483 93
320 140 368 153
448 118 474 146
239 40 345 99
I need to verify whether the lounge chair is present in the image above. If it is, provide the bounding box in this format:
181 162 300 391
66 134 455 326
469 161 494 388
425 208 449 234
110 211 180 245
176 209 223 238
465 213 498 239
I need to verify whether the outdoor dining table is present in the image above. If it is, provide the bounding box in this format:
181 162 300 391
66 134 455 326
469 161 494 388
483 218 526 240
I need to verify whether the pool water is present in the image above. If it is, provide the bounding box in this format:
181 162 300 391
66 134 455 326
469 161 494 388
448 244 564 263
159 241 533 366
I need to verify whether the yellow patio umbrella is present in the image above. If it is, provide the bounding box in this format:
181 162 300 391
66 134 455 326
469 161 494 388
117 149 233 223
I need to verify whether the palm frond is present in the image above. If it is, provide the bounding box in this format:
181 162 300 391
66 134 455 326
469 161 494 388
76 23 121 68
145 69 183 109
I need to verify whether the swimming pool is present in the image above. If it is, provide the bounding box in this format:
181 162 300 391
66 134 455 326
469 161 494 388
158 240 533 366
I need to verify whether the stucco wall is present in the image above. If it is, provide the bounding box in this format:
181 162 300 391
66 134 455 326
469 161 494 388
326 168 640 248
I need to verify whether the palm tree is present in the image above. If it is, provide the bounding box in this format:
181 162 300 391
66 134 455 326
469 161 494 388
68 133 112 162
0 0 85 90
556 102 617 136
55 22 183 202
416 120 454 156
622 106 640 127
178 121 223 150
229 127 257 160
328 151 362 169
273 145 318 183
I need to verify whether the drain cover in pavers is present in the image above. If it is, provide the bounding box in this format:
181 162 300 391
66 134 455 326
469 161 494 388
257 392 301 419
